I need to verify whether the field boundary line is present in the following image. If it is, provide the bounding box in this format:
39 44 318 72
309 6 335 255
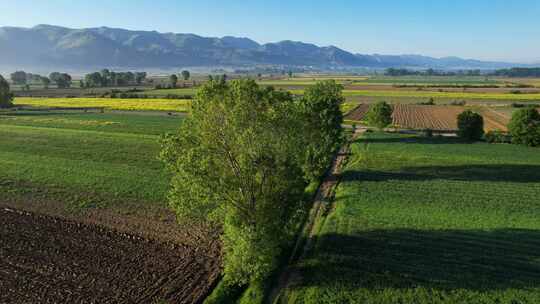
266 129 363 304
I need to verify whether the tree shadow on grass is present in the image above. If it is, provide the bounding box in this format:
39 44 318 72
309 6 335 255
341 164 540 183
295 229 540 292
0 111 86 117
355 135 473 145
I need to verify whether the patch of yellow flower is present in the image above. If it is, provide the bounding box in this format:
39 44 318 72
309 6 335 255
15 98 191 112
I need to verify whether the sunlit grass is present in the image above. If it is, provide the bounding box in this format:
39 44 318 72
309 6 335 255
284 132 540 303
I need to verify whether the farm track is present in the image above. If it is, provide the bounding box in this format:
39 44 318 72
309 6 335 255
268 130 363 303
0 208 221 304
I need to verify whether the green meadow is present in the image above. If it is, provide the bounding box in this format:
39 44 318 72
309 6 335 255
0 110 183 209
283 132 540 303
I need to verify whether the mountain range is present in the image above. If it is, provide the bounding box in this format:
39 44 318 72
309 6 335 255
0 24 532 70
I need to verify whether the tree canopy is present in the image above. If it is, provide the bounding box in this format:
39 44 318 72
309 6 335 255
160 79 344 285
10 71 28 85
0 75 14 108
366 101 393 129
457 110 484 141
49 72 72 88
169 74 178 88
508 107 540 147
299 80 344 181
181 70 190 81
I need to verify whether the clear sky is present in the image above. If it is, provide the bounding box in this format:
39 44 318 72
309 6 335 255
1 0 539 63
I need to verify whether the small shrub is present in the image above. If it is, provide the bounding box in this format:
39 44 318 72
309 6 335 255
422 128 433 138
450 100 466 106
457 110 484 141
418 98 435 105
484 130 510 143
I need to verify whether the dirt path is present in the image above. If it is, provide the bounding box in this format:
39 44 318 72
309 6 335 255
267 130 363 304
0 208 221 304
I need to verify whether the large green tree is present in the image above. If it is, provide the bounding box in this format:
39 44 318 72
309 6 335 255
508 107 540 147
366 101 393 129
10 71 27 85
181 70 190 81
169 74 178 88
299 80 344 181
160 79 307 284
41 76 51 89
457 110 484 141
49 72 72 88
0 75 14 108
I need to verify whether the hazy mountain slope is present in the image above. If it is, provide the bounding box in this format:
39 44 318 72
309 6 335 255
0 24 528 69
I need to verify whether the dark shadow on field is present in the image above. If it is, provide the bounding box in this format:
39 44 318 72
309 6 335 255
355 135 471 145
341 164 540 183
295 229 540 291
0 111 90 117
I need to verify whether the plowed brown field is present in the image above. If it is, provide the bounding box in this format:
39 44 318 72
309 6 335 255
0 208 221 304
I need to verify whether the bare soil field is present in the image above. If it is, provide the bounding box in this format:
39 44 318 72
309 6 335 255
0 207 221 304
346 104 510 131
392 104 464 131
345 104 370 121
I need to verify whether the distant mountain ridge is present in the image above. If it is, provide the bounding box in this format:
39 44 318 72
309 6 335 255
0 24 531 70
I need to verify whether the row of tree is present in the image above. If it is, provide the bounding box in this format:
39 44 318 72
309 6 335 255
0 75 13 108
167 70 191 88
10 71 72 89
84 69 148 88
455 108 540 146
160 79 343 286
491 67 540 78
385 68 482 77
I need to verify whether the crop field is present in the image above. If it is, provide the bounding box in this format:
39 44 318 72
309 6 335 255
346 104 510 131
350 75 502 85
293 89 540 101
283 132 540 303
501 78 540 87
0 110 184 208
0 110 222 302
14 97 191 112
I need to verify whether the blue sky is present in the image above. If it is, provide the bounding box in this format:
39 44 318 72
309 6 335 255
1 0 539 62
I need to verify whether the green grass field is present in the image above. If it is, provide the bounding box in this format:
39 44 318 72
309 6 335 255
283 132 540 303
0 110 183 209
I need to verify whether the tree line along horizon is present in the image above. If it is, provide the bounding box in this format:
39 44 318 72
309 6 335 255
5 69 194 90
6 66 540 90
